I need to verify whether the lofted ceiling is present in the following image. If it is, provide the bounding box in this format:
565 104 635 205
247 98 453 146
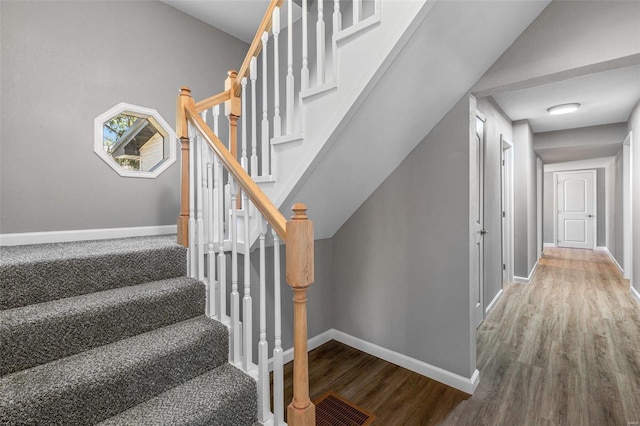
491 64 640 163
160 0 301 44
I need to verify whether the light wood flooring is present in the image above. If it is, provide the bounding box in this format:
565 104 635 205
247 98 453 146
281 248 640 425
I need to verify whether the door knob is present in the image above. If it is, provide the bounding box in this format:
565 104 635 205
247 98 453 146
480 229 488 235
587 214 594 218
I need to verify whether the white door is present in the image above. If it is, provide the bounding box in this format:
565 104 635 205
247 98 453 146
471 115 485 329
556 170 596 249
501 136 514 284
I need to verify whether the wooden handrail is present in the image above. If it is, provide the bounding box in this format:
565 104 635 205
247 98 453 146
233 0 285 96
194 89 231 113
184 101 287 240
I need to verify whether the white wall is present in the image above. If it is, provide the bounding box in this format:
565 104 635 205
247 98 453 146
0 1 248 234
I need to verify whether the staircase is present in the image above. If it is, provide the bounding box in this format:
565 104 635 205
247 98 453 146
0 236 257 425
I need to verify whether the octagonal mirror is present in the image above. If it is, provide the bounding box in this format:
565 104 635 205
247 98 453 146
94 103 176 178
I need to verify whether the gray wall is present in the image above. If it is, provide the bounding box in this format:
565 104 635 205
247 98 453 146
0 1 248 234
332 95 474 379
628 100 640 294
543 172 554 244
476 97 512 309
614 149 624 267
472 0 640 95
513 120 538 278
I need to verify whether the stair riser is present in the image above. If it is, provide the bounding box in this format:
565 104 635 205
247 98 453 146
0 280 205 376
0 246 186 309
0 319 228 425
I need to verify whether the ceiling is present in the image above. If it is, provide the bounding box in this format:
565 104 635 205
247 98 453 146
491 64 640 163
492 64 640 133
161 0 301 44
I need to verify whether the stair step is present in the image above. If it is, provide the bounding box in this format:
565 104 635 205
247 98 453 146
0 276 205 376
0 316 228 425
0 235 186 309
98 364 257 426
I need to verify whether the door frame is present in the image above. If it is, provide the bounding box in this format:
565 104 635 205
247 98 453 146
501 135 514 284
553 169 597 249
472 112 486 328
623 131 633 283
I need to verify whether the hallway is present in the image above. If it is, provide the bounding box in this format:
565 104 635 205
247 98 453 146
443 247 640 425
283 248 640 425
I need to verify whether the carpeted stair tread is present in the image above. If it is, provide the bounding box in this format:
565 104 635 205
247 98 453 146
0 235 186 309
0 316 228 425
0 276 205 376
98 364 257 426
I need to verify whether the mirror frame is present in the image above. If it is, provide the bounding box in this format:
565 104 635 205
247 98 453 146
94 102 177 178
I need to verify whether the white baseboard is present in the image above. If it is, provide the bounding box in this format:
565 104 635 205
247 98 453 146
596 246 625 275
514 260 539 284
332 329 479 395
543 243 556 248
631 286 640 305
271 328 480 395
485 289 504 316
0 225 177 246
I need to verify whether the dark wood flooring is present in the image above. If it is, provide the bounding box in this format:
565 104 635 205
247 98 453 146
281 248 640 425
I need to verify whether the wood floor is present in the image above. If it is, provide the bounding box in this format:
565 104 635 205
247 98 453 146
281 248 640 425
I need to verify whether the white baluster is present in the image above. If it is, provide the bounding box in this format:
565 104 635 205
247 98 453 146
200 111 213 318
257 218 270 422
242 192 252 371
353 0 361 25
212 105 221 243
273 7 281 138
333 0 342 78
316 0 325 85
250 57 258 177
188 123 196 278
216 149 226 322
195 130 205 282
272 229 285 425
230 178 240 364
286 0 295 134
301 0 309 90
241 77 248 174
261 31 270 177
206 147 216 318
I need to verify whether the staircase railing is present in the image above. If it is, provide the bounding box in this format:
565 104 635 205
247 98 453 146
176 1 381 424
177 81 315 425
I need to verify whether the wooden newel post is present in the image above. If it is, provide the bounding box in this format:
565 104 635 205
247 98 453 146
225 70 243 209
286 203 316 426
176 86 193 247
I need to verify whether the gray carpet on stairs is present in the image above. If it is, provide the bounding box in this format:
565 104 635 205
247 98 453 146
0 276 205 376
98 364 257 426
0 316 229 425
0 235 186 309
0 235 258 425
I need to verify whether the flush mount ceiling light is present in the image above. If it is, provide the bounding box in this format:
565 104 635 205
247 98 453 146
547 103 581 115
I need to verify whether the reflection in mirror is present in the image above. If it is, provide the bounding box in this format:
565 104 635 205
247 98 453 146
94 103 176 178
103 114 164 171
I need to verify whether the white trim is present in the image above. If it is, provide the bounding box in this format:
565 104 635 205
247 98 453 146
0 225 177 246
485 289 504 316
300 81 338 101
273 329 334 370
631 286 640 304
501 135 515 285
271 132 304 146
596 246 624 275
334 10 381 45
271 328 480 394
543 243 556 248
332 330 480 394
623 132 633 281
513 260 539 284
